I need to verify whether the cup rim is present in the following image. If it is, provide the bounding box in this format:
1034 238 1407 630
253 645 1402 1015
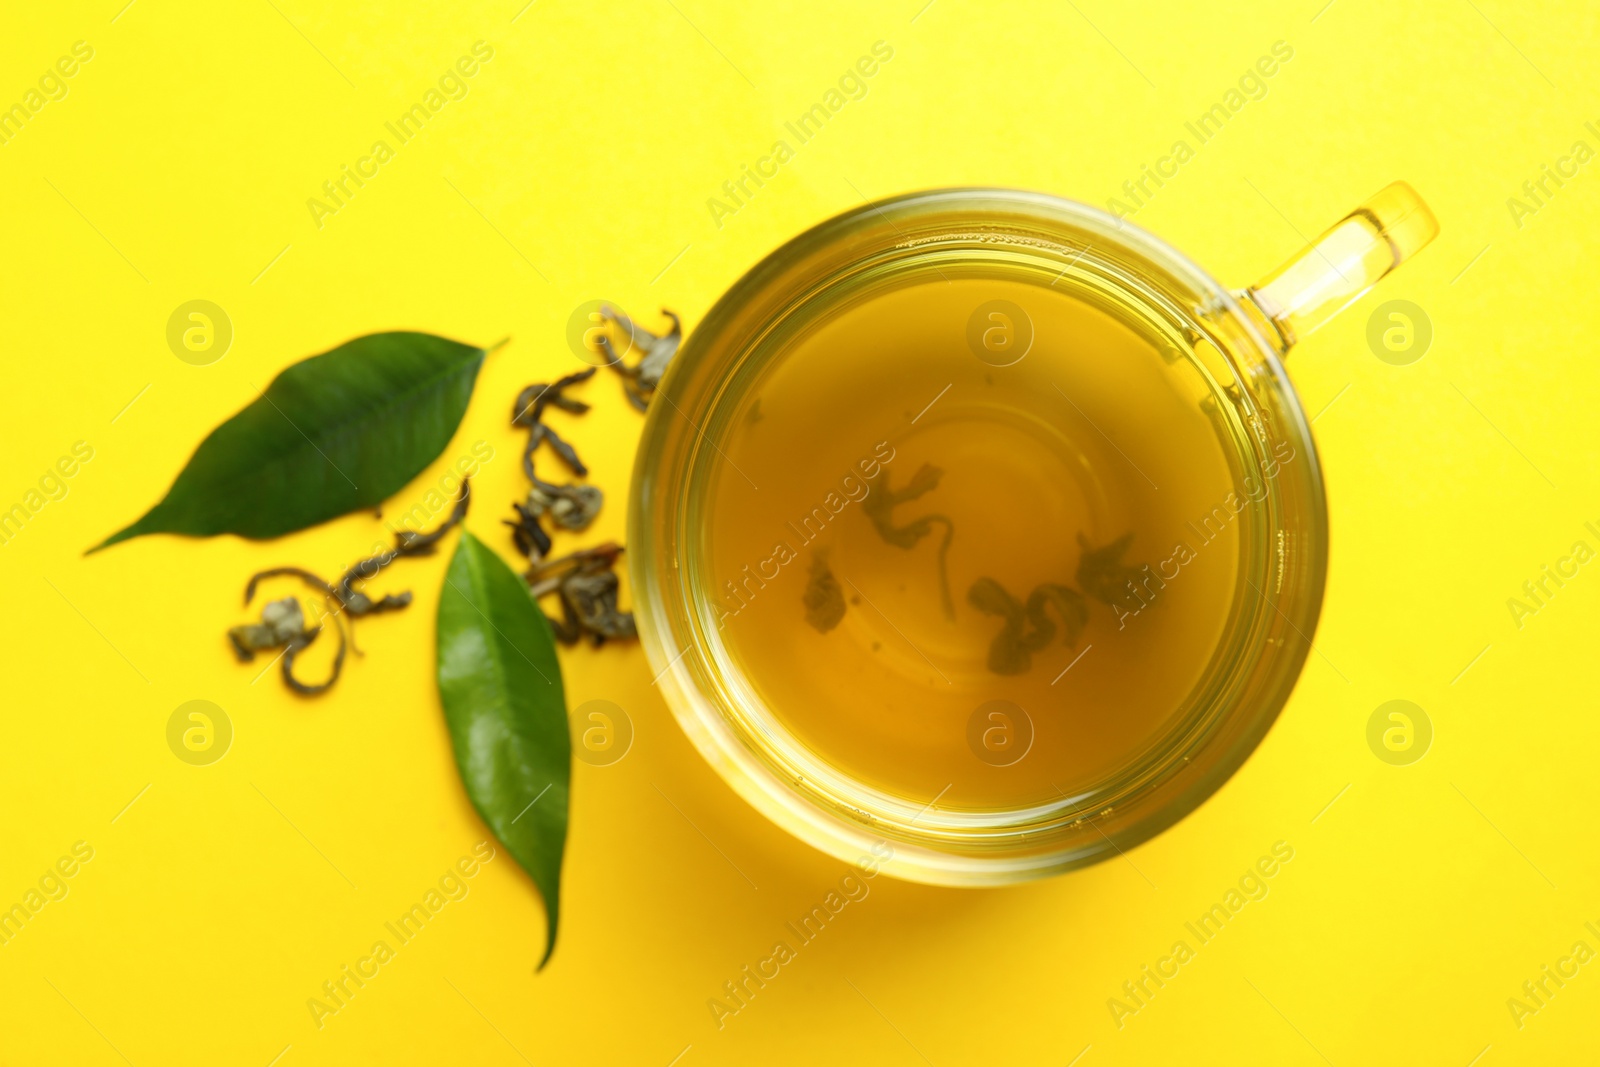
627 186 1328 885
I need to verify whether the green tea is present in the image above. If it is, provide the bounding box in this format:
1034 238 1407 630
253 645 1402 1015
703 271 1263 812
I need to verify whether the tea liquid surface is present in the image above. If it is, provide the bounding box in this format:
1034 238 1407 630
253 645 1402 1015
703 274 1246 811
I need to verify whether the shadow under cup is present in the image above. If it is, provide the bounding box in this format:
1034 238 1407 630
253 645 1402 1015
629 189 1327 886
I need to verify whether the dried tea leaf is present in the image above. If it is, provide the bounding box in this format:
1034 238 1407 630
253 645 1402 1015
527 543 636 646
524 482 603 532
527 542 619 594
392 480 472 556
553 569 637 645
513 368 597 427
532 423 587 477
243 481 470 621
510 370 602 563
505 501 554 561
231 481 470 692
596 307 681 411
548 485 603 531
516 370 597 479
281 621 347 696
225 595 344 696
802 550 846 633
227 596 310 661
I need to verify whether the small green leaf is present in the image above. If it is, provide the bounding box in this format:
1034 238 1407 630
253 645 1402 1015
92 332 489 551
437 529 569 969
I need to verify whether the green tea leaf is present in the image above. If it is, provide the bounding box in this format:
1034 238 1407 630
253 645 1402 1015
92 332 489 551
437 529 569 969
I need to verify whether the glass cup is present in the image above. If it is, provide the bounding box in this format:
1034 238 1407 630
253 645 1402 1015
627 184 1437 885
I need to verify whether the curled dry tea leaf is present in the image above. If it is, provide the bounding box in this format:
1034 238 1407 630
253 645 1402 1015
245 481 471 620
595 307 681 411
392 481 473 556
92 332 493 551
505 501 553 561
232 481 471 693
514 367 596 480
508 369 603 563
524 482 603 532
227 596 311 660
226 596 344 695
513 370 594 426
554 568 635 645
282 619 346 695
536 424 586 476
323 479 471 620
437 530 569 970
528 543 636 646
803 549 846 633
863 463 955 617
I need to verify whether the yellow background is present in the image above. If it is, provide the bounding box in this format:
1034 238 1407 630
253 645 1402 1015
2 0 1596 1063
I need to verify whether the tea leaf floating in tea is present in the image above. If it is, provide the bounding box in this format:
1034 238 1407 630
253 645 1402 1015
1075 532 1149 609
967 577 1032 675
593 306 682 411
229 480 472 694
965 534 1146 676
91 332 496 552
1026 583 1089 648
437 529 569 970
862 463 955 617
968 578 1090 676
803 548 847 633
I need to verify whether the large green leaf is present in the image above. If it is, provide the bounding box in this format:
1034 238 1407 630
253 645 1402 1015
92 332 488 551
437 529 569 969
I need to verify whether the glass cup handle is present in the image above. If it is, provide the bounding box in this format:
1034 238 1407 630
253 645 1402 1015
1241 181 1439 353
